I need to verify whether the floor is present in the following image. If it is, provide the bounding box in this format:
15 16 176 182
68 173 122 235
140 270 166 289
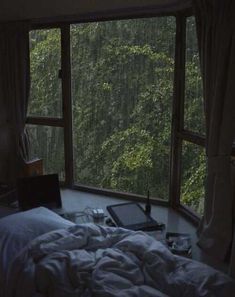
0 188 227 273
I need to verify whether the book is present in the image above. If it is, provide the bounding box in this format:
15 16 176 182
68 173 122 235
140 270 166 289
166 232 192 257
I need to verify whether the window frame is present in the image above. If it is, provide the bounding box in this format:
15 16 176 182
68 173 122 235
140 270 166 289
170 14 205 224
27 10 205 225
27 25 74 187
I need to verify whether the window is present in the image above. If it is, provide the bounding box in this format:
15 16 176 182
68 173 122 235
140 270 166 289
179 16 205 216
27 14 206 220
27 125 65 179
27 29 65 180
184 17 205 135
71 18 175 199
29 29 62 118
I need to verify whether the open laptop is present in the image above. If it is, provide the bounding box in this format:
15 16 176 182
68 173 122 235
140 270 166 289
17 173 65 215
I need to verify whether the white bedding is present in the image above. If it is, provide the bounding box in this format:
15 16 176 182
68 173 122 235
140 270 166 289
0 207 75 295
3 223 235 297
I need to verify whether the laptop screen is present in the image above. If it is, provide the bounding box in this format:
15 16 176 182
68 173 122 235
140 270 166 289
17 174 62 210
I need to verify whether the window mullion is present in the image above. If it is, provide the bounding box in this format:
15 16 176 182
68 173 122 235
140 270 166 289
169 14 186 208
26 116 64 127
178 130 205 147
61 25 74 187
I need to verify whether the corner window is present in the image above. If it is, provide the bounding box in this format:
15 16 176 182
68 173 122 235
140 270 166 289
27 14 206 219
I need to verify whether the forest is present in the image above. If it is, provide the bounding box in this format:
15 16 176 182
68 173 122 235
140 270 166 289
28 16 205 215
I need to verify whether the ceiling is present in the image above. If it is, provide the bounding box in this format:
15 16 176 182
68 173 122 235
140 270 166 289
0 0 191 22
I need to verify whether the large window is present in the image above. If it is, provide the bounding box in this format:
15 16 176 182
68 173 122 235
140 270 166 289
71 18 175 199
27 14 206 219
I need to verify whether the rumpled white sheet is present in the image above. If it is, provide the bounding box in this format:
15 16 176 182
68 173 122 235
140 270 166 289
4 224 235 297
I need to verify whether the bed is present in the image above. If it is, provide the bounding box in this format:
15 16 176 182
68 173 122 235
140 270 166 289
0 207 234 297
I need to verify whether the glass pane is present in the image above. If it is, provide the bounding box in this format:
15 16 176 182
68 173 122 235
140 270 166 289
26 125 65 180
184 17 205 134
180 141 206 215
71 17 176 200
29 29 62 118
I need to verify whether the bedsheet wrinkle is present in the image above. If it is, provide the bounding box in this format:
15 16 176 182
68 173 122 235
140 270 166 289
4 224 235 297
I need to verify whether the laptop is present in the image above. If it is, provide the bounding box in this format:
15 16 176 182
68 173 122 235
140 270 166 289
17 173 65 214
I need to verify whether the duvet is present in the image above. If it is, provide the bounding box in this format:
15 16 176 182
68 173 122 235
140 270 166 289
4 224 235 297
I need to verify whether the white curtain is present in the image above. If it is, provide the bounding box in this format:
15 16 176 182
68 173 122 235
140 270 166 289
193 0 235 275
0 22 30 187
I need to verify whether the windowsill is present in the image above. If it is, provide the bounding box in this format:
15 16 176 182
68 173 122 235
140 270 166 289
61 188 227 273
71 184 202 227
72 184 169 207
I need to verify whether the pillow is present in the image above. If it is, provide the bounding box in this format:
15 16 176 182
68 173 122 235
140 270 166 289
0 207 75 277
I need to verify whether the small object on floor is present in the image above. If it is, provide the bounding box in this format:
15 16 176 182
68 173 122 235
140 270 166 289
166 232 192 257
92 208 105 219
145 190 151 214
107 202 164 231
105 217 116 227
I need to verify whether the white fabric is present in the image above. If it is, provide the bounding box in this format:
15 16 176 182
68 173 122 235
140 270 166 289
4 224 235 297
0 207 74 287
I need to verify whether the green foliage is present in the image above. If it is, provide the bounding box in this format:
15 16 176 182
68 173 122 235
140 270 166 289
101 127 154 193
29 29 62 117
28 16 206 215
69 17 176 198
180 143 206 215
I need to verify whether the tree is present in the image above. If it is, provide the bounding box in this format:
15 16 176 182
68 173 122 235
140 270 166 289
28 16 205 214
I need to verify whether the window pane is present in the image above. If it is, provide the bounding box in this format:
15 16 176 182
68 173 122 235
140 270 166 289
29 29 62 118
180 141 206 215
71 17 175 199
26 125 65 180
184 17 205 134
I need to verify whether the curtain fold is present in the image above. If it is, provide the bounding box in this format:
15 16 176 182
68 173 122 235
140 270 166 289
193 0 235 275
0 21 30 187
